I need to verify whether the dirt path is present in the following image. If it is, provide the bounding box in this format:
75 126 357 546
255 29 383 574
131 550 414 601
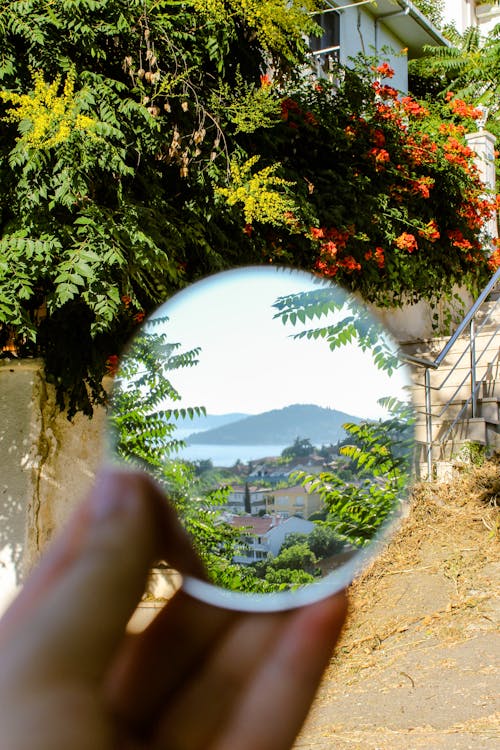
296 459 500 749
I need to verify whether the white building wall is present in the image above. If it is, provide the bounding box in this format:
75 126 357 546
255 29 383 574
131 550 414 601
443 0 500 35
443 0 477 30
266 517 315 556
339 7 409 92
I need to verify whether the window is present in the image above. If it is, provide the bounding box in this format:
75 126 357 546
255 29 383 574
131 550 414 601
310 10 340 76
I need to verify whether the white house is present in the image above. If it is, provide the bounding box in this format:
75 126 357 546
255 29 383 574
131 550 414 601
225 485 268 514
229 515 315 564
443 0 500 35
312 0 449 92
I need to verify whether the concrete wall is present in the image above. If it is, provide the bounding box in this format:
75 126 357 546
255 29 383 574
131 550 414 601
0 359 107 612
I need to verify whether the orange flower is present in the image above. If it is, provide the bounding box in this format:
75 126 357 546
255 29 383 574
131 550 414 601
373 62 395 79
447 229 473 250
395 232 418 253
418 220 440 243
372 129 385 148
374 246 385 268
260 74 272 88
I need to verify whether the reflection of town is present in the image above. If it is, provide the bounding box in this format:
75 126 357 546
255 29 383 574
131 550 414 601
204 439 357 570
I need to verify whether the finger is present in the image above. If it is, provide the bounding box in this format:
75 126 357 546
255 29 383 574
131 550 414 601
209 591 348 750
106 590 239 732
150 607 293 750
1 468 204 685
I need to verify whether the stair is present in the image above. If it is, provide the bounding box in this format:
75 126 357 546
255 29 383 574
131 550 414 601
402 271 500 479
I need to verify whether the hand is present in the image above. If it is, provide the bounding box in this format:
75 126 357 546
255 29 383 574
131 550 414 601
0 468 347 750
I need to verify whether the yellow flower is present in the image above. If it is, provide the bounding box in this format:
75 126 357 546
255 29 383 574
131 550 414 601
0 70 97 149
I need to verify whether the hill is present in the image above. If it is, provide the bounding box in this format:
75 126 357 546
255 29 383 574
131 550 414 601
186 403 361 446
173 412 247 436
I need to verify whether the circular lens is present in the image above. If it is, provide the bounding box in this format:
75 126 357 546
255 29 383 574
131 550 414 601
108 267 415 611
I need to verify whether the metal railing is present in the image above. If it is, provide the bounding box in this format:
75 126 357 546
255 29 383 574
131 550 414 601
404 267 500 479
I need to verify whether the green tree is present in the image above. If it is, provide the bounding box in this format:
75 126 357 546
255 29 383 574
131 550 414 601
409 23 500 142
281 437 314 460
411 0 445 28
296 400 414 547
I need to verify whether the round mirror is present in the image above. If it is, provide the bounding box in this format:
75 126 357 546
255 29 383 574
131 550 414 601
108 267 415 611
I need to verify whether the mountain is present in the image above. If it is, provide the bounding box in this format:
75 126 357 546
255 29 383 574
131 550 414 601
186 404 361 446
173 412 248 435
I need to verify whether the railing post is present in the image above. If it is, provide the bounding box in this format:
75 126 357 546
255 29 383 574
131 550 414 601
470 318 477 418
425 367 433 479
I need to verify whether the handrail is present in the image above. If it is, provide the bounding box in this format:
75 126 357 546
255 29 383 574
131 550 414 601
404 268 500 479
434 267 500 367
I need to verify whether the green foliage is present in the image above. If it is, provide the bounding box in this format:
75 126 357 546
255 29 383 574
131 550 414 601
281 437 315 460
273 285 401 373
411 0 444 28
110 317 206 471
410 23 500 145
295 400 414 547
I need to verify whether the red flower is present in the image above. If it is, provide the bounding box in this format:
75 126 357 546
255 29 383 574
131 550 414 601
418 220 440 243
304 111 318 126
310 226 325 239
243 223 253 236
374 62 395 79
368 147 390 170
320 240 338 257
134 310 146 323
339 255 361 272
395 232 418 253
447 229 473 250
121 295 132 308
411 176 434 199
400 97 428 118
105 354 119 376
449 98 482 120
260 74 271 88
488 247 500 271
372 129 386 148
280 98 301 121
374 246 385 268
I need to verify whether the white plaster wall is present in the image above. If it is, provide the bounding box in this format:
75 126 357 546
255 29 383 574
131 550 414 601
0 359 108 613
339 7 409 92
0 360 36 612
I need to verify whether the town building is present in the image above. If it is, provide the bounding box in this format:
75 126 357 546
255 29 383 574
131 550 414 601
228 515 315 564
265 485 324 519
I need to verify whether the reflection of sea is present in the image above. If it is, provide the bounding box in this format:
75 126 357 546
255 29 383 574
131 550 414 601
173 443 288 467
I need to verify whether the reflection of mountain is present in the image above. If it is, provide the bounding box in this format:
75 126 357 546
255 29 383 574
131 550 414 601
186 404 361 446
174 412 248 434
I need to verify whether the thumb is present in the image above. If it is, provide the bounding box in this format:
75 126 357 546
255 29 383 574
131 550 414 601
1 468 204 685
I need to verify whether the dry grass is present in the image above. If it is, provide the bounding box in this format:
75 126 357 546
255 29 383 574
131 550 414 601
326 455 500 679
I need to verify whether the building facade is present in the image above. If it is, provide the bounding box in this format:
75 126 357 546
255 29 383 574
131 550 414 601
443 0 500 35
313 0 448 92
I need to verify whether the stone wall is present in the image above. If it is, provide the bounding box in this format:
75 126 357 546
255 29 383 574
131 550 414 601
0 358 107 612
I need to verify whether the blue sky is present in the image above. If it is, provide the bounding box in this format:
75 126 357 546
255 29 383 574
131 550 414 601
145 266 411 420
